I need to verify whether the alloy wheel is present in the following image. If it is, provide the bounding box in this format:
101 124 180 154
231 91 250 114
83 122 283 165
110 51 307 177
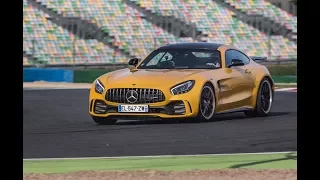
260 80 273 114
200 86 215 120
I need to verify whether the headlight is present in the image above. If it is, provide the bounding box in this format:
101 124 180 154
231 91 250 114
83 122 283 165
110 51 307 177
95 79 105 94
170 80 195 95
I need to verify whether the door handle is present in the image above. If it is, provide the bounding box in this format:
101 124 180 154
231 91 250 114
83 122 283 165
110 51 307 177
245 69 251 74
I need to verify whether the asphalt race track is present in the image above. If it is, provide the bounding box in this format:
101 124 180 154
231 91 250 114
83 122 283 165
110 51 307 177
23 89 297 159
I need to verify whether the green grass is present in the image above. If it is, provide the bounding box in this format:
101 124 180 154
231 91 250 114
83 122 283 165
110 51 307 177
23 152 296 174
273 76 296 83
266 64 296 76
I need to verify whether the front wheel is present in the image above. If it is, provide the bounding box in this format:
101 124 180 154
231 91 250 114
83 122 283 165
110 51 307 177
244 78 273 117
196 84 216 122
92 116 117 125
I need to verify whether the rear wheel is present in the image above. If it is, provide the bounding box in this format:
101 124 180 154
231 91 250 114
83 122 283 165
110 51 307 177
92 116 117 125
196 84 216 122
244 78 273 117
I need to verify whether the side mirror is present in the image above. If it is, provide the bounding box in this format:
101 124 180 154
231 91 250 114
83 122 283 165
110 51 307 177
128 58 139 67
228 59 244 68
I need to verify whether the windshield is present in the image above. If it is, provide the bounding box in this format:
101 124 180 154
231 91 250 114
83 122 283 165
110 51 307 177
137 49 221 69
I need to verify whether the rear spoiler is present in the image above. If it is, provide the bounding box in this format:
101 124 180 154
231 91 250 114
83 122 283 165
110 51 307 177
250 56 267 61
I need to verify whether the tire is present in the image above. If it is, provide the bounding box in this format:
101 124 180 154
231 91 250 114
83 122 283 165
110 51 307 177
244 78 274 117
196 83 216 122
92 116 117 125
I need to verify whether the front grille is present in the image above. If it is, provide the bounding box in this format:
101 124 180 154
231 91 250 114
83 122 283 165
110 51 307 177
105 88 165 104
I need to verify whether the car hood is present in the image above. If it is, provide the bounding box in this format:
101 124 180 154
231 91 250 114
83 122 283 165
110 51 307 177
105 68 207 87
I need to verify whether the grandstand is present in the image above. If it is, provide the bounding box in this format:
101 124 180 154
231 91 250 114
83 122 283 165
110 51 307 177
223 0 297 32
23 0 297 66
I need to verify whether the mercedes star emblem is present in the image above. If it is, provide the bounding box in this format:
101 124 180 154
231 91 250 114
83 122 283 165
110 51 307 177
126 90 139 103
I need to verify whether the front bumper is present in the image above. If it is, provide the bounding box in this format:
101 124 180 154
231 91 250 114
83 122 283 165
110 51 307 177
88 82 205 120
89 99 198 119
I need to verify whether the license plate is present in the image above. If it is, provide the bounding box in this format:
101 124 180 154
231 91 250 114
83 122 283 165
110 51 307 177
118 104 149 113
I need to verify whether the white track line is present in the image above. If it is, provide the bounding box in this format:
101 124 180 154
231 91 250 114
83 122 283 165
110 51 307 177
23 151 297 161
275 88 297 92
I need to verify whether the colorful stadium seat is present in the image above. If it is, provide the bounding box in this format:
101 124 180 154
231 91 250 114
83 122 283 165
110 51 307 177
23 0 128 64
23 0 297 65
130 0 296 58
36 0 183 58
224 0 297 33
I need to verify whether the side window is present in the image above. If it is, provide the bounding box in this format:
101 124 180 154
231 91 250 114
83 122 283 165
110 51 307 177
225 50 250 67
238 52 250 65
225 50 235 68
226 50 242 67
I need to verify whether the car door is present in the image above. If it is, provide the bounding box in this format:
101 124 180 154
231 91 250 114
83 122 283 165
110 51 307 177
237 51 256 93
216 49 254 111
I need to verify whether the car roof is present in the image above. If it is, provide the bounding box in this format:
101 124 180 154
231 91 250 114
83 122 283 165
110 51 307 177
157 42 224 51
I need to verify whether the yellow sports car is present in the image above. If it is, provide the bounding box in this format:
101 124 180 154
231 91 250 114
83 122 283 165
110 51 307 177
89 43 274 125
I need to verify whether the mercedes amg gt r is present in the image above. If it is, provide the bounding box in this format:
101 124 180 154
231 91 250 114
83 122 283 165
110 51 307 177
89 42 274 125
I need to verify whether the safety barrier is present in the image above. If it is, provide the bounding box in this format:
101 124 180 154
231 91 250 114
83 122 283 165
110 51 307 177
73 69 112 83
23 68 73 82
23 68 296 83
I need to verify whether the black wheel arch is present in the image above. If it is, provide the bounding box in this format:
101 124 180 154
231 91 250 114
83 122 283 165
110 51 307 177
263 76 274 88
203 81 217 104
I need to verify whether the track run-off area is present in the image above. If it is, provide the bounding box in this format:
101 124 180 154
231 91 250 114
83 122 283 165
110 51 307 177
23 88 296 159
